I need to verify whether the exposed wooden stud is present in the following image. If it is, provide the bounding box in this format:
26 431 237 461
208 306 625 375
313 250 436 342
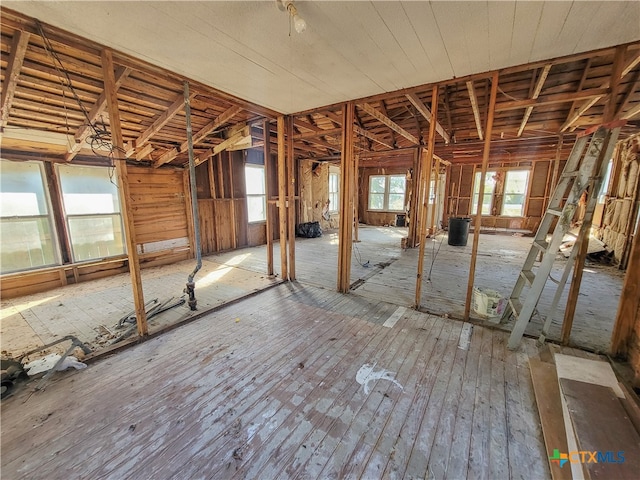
65 66 132 162
1 30 31 128
406 92 451 144
407 147 422 248
605 46 630 122
464 72 499 320
360 103 419 145
516 64 552 137
337 102 356 293
228 151 238 250
217 154 225 198
430 156 441 232
414 85 439 308
466 81 483 140
353 151 360 242
263 119 274 276
277 116 288 280
134 91 194 150
561 49 639 131
286 116 296 280
101 48 148 336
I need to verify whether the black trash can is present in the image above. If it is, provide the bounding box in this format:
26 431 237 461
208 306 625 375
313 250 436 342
448 217 471 246
395 213 406 227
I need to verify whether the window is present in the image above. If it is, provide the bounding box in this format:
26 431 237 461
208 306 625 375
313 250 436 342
57 164 125 262
598 159 613 203
368 174 406 211
328 170 339 213
245 164 266 222
501 170 529 216
471 170 497 215
0 160 58 273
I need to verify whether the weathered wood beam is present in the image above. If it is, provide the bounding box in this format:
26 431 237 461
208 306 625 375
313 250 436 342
517 64 552 137
263 119 274 277
464 72 499 320
292 127 342 140
353 125 394 149
337 102 356 293
561 49 640 131
1 30 31 128
294 118 325 133
615 68 640 118
65 66 132 162
415 85 439 308
154 104 242 167
195 126 249 166
377 100 397 147
466 81 483 140
406 92 451 144
360 103 419 145
622 102 640 120
135 143 154 161
101 48 148 336
604 46 627 122
286 116 296 280
277 116 288 280
133 91 195 150
496 87 609 112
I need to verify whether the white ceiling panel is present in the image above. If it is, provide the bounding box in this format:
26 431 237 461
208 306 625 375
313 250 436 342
4 1 639 114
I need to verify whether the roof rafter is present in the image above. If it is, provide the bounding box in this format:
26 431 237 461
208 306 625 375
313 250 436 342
406 91 451 144
466 81 483 140
1 30 31 128
516 63 552 137
359 102 419 145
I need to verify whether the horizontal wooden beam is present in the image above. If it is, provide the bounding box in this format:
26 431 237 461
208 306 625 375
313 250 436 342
1 30 31 127
561 51 640 131
292 127 342 140
359 103 419 145
406 92 451 144
353 125 394 149
496 87 609 112
195 126 249 166
134 91 195 149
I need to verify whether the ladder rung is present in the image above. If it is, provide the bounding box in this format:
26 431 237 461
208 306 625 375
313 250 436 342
509 298 523 317
561 170 580 178
520 270 535 286
547 209 563 217
533 240 548 251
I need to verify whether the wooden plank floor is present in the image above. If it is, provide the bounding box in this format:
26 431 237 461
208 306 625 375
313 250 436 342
1 282 551 480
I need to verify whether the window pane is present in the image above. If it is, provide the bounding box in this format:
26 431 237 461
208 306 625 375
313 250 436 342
369 193 384 210
68 215 125 261
502 170 529 216
329 192 339 212
329 173 339 193
1 217 57 273
389 175 406 194
472 171 496 215
0 160 49 216
247 195 266 222
370 176 386 193
58 165 120 214
388 194 405 211
245 165 265 195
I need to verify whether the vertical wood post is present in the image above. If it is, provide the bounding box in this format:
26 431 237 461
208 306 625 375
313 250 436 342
338 102 356 293
430 157 441 232
610 222 640 356
286 116 296 280
228 152 238 249
277 116 288 280
408 147 422 247
101 48 148 336
464 72 499 320
415 86 439 308
263 119 274 276
354 152 360 242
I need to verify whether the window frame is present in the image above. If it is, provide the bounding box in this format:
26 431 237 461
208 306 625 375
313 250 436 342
328 168 339 214
244 164 267 223
0 159 60 274
368 174 407 212
57 163 126 263
501 169 530 217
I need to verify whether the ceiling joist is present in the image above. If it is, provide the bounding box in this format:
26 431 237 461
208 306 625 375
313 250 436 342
359 102 419 145
1 30 30 128
517 64 552 137
406 92 451 144
466 81 483 140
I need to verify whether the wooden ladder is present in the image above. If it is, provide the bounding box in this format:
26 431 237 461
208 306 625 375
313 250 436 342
505 124 622 350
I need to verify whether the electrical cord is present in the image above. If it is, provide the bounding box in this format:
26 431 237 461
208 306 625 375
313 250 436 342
426 230 445 282
353 241 370 268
